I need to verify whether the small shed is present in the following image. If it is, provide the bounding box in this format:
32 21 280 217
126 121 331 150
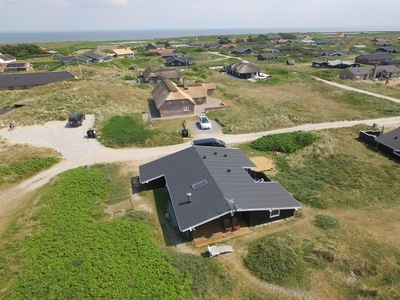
287 60 295 65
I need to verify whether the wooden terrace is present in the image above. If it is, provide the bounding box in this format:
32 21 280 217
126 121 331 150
192 215 251 247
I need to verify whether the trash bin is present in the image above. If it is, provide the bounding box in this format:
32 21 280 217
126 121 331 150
181 129 188 138
87 130 96 138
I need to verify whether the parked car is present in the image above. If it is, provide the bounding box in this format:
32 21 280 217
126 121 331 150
198 116 211 130
68 113 85 126
192 138 227 147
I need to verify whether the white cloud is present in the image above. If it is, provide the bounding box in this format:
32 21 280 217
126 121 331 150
102 0 129 6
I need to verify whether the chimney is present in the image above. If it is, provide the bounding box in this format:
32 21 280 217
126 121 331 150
183 78 188 90
371 63 379 80
187 192 192 203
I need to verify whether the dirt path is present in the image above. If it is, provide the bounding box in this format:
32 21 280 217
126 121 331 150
314 77 400 103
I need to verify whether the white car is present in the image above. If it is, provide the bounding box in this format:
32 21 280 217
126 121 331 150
199 116 211 130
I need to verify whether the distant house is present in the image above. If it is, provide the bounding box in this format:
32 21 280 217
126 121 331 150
376 46 398 53
382 59 400 67
57 56 77 66
142 67 181 84
257 53 278 60
339 65 400 81
0 71 76 91
0 54 16 63
296 36 315 44
165 56 195 67
110 48 134 58
316 39 344 46
312 60 360 69
359 127 400 161
146 43 166 50
320 50 348 56
151 78 215 117
204 43 220 49
334 32 346 38
231 47 257 55
373 37 387 44
223 61 260 79
0 61 33 73
276 39 291 45
187 41 204 47
160 52 182 59
82 52 110 63
57 53 112 65
139 146 301 241
355 53 393 65
147 48 175 55
220 44 236 50
350 45 367 50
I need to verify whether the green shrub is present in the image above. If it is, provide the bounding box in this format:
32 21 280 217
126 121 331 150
5 167 192 299
313 214 340 229
251 131 319 154
244 233 309 288
99 115 184 148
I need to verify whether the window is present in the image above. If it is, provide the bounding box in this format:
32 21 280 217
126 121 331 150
22 86 28 90
8 87 14 90
183 106 190 112
191 179 208 190
270 210 280 218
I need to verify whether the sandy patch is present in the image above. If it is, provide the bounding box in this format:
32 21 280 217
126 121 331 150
249 156 276 172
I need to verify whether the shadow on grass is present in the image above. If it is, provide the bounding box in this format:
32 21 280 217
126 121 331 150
152 188 187 247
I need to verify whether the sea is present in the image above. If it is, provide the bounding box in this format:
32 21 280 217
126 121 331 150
0 27 396 44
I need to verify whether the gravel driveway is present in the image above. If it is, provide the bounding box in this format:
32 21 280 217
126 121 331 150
0 114 104 159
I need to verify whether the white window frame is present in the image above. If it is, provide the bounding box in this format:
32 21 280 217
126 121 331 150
270 209 280 218
183 106 190 112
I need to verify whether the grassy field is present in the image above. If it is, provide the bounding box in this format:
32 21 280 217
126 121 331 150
1 32 400 299
1 125 399 299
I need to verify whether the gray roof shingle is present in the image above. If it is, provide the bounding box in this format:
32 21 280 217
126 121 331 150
139 147 301 232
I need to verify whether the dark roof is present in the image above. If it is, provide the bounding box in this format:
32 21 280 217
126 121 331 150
343 65 400 75
225 61 260 74
0 72 76 88
83 52 105 59
376 46 398 51
320 50 348 56
259 53 277 58
375 127 400 150
139 147 301 232
142 67 181 81
356 53 393 60
231 47 256 53
166 56 194 64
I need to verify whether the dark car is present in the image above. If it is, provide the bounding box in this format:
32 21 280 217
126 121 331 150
68 113 85 126
192 138 227 147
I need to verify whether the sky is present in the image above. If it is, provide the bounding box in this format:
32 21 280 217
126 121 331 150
1 0 400 33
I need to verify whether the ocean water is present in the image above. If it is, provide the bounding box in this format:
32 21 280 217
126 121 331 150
0 27 391 44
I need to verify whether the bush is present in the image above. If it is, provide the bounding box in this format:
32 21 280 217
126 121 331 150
5 167 192 299
251 131 319 154
244 234 309 288
313 214 340 229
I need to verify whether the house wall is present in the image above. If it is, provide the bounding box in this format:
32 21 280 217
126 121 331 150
377 144 400 161
0 84 38 91
242 209 295 227
159 99 195 117
193 96 207 105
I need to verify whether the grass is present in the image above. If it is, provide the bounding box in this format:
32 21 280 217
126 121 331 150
98 115 184 148
0 140 61 190
1 34 400 299
1 166 192 299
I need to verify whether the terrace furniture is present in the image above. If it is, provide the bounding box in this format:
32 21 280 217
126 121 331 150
208 245 233 258
224 219 232 232
232 218 240 231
